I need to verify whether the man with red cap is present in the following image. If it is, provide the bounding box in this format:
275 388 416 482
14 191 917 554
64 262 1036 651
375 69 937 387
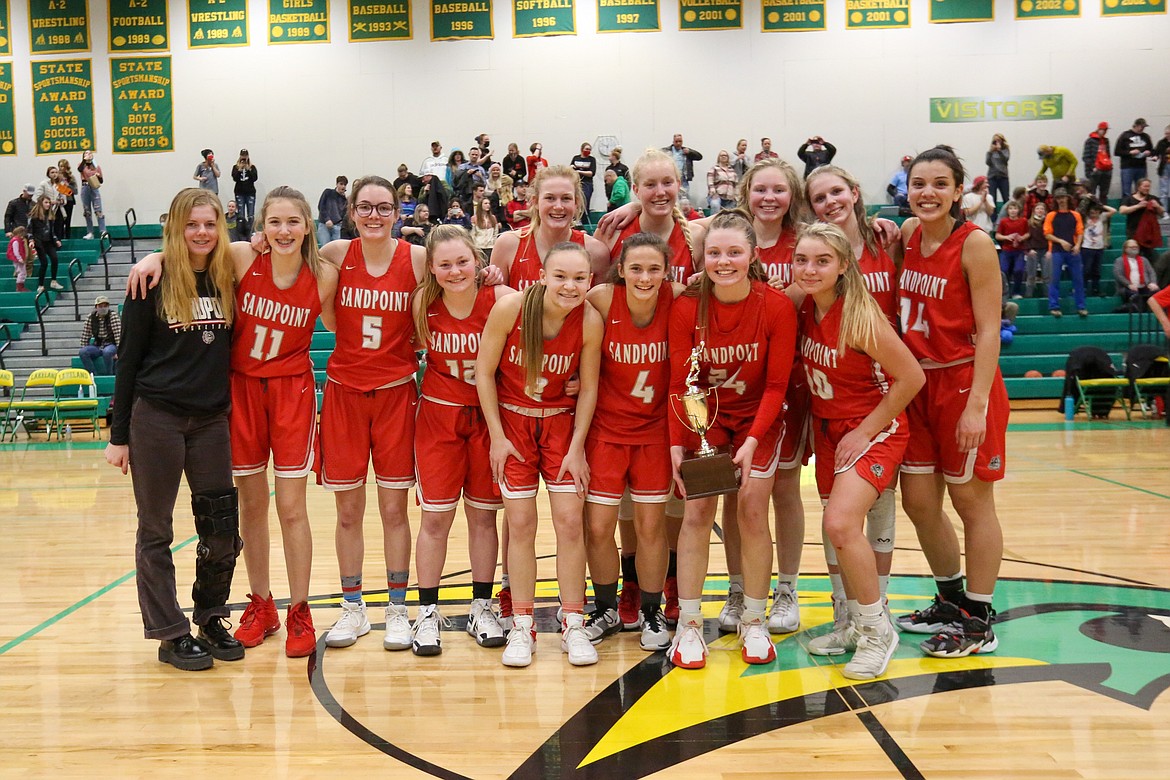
1083 122 1113 202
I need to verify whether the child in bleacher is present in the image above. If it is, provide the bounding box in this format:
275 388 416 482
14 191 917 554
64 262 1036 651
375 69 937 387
1023 202 1050 298
1113 239 1160 312
995 202 1028 299
6 225 29 292
1081 203 1115 297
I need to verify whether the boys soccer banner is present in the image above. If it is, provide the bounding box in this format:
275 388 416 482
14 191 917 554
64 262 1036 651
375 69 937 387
598 0 660 32
0 62 14 156
30 0 90 54
31 59 95 155
845 0 909 28
111 56 173 154
761 0 824 31
679 0 742 30
513 0 575 37
188 0 248 48
0 0 10 56
432 0 492 40
1015 0 1079 18
930 0 994 22
269 0 330 43
351 1 413 40
1102 0 1164 16
110 0 169 51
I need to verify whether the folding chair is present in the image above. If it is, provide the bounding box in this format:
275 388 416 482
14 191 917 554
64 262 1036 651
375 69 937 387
5 369 59 440
0 370 15 439
1074 377 1132 421
51 368 100 439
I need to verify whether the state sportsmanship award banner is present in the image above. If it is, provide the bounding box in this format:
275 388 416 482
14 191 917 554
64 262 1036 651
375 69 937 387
1102 0 1164 16
269 0 330 43
930 0 994 22
679 0 742 30
598 0 660 32
110 0 169 51
513 0 575 37
432 0 492 40
30 0 90 54
0 0 11 56
111 56 173 154
351 1 413 40
845 0 909 28
1016 0 1079 18
188 0 248 48
761 0 824 31
31 59 95 155
0 62 15 156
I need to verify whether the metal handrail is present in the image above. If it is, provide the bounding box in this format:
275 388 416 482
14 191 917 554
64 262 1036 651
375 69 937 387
99 232 112 290
32 289 50 356
69 258 83 321
125 207 138 264
0 322 17 371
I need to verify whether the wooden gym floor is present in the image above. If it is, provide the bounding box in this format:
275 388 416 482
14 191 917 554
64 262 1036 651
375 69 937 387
2 410 1169 778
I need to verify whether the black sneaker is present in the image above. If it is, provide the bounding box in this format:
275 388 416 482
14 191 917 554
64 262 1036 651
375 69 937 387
920 609 998 658
197 617 245 661
158 633 214 671
895 595 962 634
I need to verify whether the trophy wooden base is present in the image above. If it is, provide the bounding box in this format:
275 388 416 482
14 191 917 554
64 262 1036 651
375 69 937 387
679 449 740 499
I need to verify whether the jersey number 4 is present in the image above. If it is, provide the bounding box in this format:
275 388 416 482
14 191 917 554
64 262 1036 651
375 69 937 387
249 325 285 361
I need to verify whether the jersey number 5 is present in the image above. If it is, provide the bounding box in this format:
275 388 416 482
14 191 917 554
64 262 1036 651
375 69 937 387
361 315 382 350
248 325 285 361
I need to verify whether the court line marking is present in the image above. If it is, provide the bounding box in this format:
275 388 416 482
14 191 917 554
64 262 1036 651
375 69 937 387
1066 469 1170 501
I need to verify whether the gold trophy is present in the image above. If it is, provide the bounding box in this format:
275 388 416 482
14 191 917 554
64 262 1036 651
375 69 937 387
671 342 740 498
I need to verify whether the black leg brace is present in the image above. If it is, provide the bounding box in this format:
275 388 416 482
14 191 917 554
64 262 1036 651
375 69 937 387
191 488 242 614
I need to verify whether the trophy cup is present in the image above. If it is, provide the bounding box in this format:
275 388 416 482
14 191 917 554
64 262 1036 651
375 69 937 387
671 342 741 498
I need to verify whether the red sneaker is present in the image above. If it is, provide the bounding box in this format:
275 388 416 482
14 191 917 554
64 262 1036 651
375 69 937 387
496 586 513 630
234 593 280 647
617 580 642 629
663 576 680 627
285 602 317 658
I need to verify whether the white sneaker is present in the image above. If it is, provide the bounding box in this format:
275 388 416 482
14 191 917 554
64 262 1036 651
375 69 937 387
668 620 708 669
843 622 899 680
807 596 857 657
325 599 370 647
383 603 412 651
640 606 672 652
502 614 536 668
717 587 745 633
766 583 800 634
583 607 622 645
739 617 777 665
561 613 599 666
467 598 506 648
411 604 449 657
49 280 64 291
82 233 94 240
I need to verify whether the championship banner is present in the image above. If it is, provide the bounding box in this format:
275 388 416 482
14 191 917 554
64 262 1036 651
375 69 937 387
513 0 575 37
0 62 15 156
432 0 491 40
845 0 909 28
31 59 95 155
30 0 90 54
188 0 248 48
0 0 11 56
110 0 169 52
930 0 993 22
930 94 1063 123
1102 0 1164 17
679 0 742 30
598 0 659 32
1015 0 1079 18
351 0 413 41
761 0 824 31
111 56 173 154
269 0 330 43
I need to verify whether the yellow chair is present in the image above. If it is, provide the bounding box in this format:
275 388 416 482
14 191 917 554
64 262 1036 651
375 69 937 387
1074 377 1132 421
5 368 59 440
0 370 15 439
51 368 100 439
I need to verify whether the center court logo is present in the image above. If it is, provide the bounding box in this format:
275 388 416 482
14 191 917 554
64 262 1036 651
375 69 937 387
295 573 1170 777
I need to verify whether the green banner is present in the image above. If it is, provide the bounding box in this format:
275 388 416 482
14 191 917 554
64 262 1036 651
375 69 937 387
679 0 741 29
845 0 909 27
0 1 10 56
1015 0 1079 18
351 0 412 40
1102 0 1164 16
31 59 95 155
0 63 14 156
111 56 172 154
930 94 1063 123
930 0 993 22
30 0 90 54
188 0 248 47
110 0 169 52
761 0 824 30
269 0 329 43
513 0 575 36
598 0 659 31
431 0 491 40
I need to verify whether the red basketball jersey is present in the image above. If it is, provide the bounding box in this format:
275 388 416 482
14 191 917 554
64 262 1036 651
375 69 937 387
758 231 796 289
899 221 980 364
668 281 797 444
857 243 898 325
328 239 418 391
799 296 890 420
593 284 673 445
496 303 584 411
230 253 321 378
421 285 496 407
510 229 586 291
610 220 692 283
